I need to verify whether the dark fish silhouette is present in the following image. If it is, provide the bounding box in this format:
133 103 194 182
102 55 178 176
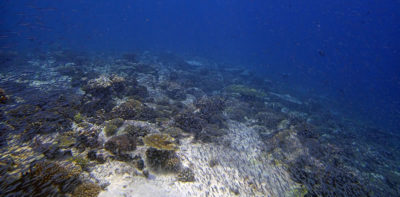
318 50 325 57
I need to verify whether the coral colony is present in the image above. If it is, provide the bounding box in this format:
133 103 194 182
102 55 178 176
0 51 398 196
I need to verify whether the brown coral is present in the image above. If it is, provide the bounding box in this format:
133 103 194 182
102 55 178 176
143 133 177 151
31 160 81 183
72 182 102 197
105 134 137 154
145 147 181 172
0 160 83 196
111 99 143 119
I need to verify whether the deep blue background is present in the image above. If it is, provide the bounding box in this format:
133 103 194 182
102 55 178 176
1 0 399 131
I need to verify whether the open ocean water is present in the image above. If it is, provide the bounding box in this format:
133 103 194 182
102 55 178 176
0 0 399 197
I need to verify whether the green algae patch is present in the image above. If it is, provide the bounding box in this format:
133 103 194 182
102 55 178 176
67 155 90 169
74 113 83 123
57 135 76 148
287 184 308 197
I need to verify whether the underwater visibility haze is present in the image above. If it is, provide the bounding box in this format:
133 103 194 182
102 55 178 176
0 0 399 196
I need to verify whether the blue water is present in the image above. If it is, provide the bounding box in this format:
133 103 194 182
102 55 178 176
1 0 400 196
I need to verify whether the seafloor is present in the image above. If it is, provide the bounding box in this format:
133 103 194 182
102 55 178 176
0 50 399 197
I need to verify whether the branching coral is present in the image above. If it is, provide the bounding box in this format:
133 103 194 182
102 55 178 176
0 160 82 196
143 133 177 151
32 160 81 181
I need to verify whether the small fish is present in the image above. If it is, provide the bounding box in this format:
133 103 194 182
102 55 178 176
318 49 326 57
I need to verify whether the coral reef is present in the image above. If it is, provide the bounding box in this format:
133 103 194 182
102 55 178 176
72 182 102 197
286 185 308 197
143 133 177 151
0 51 398 196
108 118 125 127
162 126 184 138
126 84 149 100
76 130 100 150
80 74 128 116
194 124 227 143
287 157 370 196
174 110 206 133
195 96 226 121
104 118 125 137
196 96 225 117
87 150 106 164
82 74 126 97
173 96 227 143
104 124 118 137
5 94 78 142
105 134 137 155
74 112 84 123
225 104 251 122
255 111 285 129
57 135 76 148
177 168 195 182
124 125 149 138
0 160 81 196
225 84 267 99
162 81 187 100
67 156 90 170
56 63 88 87
145 147 181 172
111 99 144 119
